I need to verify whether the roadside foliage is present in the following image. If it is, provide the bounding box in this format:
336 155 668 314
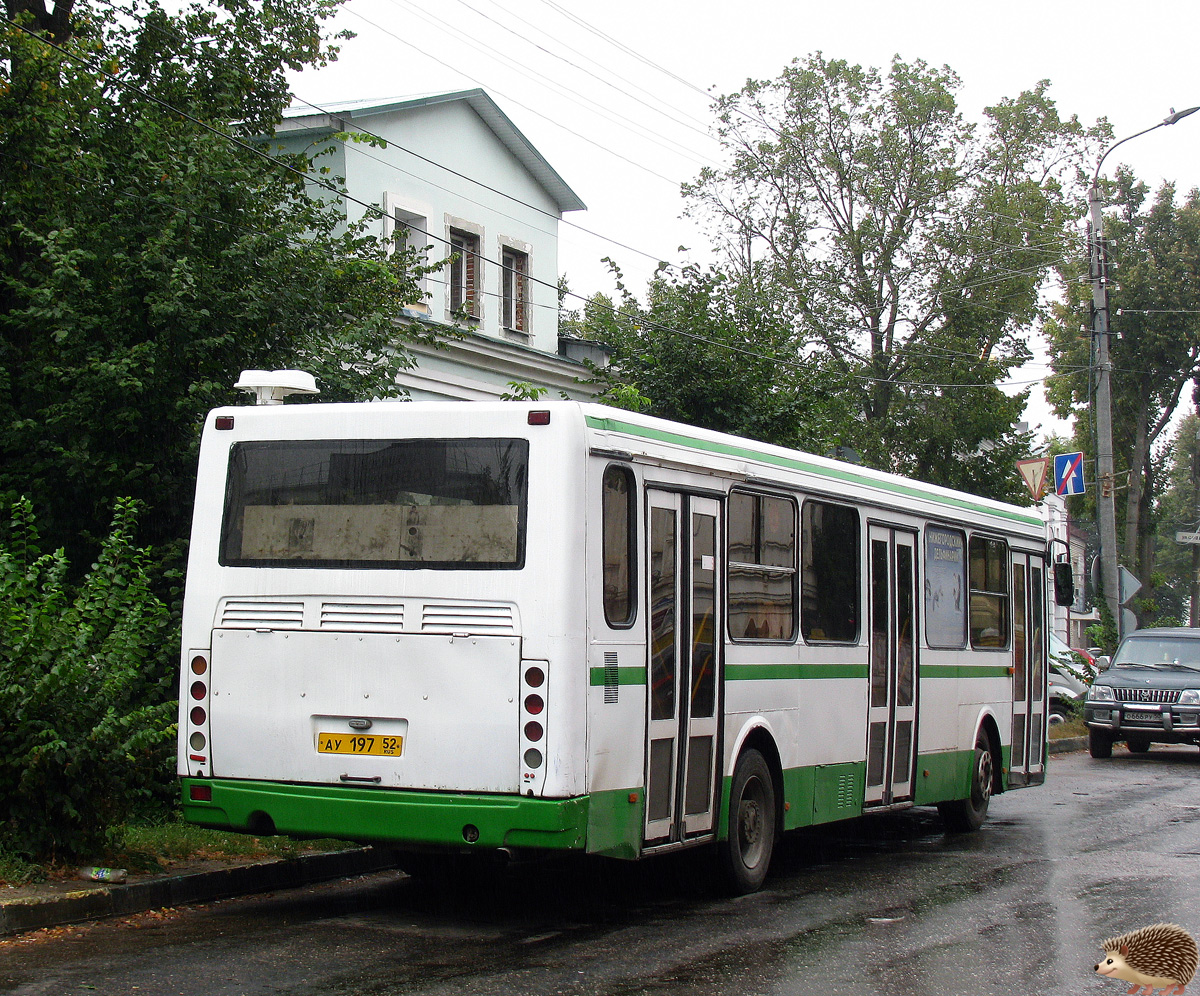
0 499 176 860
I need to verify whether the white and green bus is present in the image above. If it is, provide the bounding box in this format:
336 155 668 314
178 395 1050 892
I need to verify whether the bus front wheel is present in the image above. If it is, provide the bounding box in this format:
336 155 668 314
718 748 776 894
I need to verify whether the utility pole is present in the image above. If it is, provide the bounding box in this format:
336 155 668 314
1088 106 1199 638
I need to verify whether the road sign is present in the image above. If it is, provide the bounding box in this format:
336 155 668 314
1176 531 1200 544
1119 566 1142 606
1016 458 1051 500
1053 452 1086 496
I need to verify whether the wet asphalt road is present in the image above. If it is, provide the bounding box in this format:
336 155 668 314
4 745 1200 996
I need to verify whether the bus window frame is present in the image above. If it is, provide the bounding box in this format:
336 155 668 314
601 463 638 629
800 498 862 646
968 533 1011 650
726 488 799 645
218 437 530 571
923 524 969 651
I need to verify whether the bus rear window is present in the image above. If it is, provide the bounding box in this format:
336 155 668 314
220 438 528 569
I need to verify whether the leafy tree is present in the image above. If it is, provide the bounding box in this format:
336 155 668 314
1151 412 1200 624
1046 173 1200 599
0 498 176 860
0 0 433 576
682 54 1106 499
570 262 853 454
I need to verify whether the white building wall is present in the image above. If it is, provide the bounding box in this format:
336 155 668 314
337 102 563 355
274 94 603 400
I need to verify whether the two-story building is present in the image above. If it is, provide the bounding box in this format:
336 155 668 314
276 89 603 399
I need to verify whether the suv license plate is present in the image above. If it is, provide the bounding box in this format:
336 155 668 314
317 733 403 756
1124 711 1160 723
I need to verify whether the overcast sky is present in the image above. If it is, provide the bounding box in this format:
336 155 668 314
287 0 1200 439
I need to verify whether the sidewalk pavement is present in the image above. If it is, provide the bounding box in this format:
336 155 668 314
0 846 401 937
3 739 1089 938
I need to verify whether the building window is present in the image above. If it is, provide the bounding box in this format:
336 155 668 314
727 490 797 641
969 536 1010 649
501 246 528 333
800 500 860 643
389 207 429 308
448 228 481 318
393 211 428 254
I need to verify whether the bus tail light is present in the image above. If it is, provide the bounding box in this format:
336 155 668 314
520 661 549 790
185 650 212 780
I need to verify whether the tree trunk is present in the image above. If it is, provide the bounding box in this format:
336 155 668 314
4 0 75 40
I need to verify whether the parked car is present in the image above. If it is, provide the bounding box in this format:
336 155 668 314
1083 627 1200 757
1049 634 1090 725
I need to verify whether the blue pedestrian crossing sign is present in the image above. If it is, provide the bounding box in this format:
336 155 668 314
1053 452 1086 496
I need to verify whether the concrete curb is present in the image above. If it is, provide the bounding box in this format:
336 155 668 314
1048 735 1087 754
0 846 401 937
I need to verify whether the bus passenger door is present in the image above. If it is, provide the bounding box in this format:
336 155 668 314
1010 554 1046 784
644 490 721 844
865 526 918 807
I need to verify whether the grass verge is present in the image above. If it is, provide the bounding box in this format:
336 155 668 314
0 819 354 888
1049 716 1087 739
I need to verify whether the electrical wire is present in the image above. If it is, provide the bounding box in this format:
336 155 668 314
0 10 1080 397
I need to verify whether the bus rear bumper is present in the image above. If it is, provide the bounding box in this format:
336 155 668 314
180 778 588 851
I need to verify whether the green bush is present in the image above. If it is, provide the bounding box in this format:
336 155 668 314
0 498 178 861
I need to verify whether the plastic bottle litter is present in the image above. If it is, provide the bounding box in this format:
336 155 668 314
78 866 128 884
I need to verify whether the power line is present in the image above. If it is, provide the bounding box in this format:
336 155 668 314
340 5 682 187
3 11 1078 399
440 0 718 140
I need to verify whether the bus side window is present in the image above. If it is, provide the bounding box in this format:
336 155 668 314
968 536 1010 648
727 491 797 641
801 501 860 643
924 527 967 649
602 465 636 627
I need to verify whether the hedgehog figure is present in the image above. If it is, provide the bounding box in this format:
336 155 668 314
1095 923 1199 995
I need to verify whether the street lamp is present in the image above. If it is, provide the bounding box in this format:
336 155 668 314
1089 106 1199 637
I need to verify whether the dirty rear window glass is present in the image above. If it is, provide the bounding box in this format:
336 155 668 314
220 438 528 569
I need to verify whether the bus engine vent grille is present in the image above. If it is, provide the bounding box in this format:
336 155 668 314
836 772 856 811
218 599 305 630
320 600 405 633
604 652 619 704
420 602 516 635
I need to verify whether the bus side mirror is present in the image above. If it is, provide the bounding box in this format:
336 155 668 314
1053 561 1075 607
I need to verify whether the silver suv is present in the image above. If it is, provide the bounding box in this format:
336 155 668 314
1084 628 1200 757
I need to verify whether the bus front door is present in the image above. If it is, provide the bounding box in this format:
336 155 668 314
865 525 918 807
1010 553 1047 785
644 490 721 845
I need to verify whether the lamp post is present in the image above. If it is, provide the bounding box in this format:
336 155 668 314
1089 106 1199 636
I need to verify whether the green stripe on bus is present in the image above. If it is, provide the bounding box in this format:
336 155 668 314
725 663 869 680
182 779 588 851
588 666 647 686
584 414 1042 527
921 664 1012 678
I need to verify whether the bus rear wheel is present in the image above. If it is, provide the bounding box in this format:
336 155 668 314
718 748 776 894
938 729 994 833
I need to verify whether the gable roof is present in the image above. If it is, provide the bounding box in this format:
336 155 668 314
279 89 586 214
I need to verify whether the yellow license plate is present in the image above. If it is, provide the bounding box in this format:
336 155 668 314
316 733 403 756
